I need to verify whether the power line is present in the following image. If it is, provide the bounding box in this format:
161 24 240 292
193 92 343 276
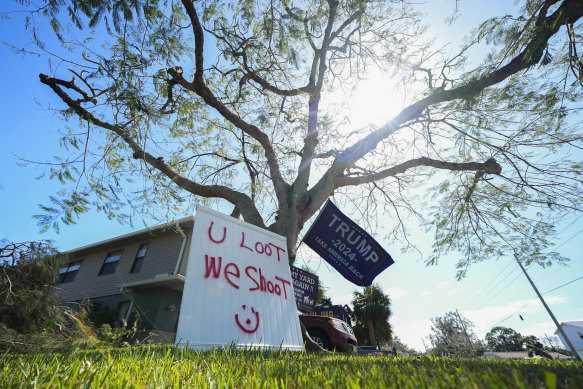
461 259 523 310
553 213 583 238
464 216 583 311
542 276 583 295
459 258 514 309
487 311 518 332
469 268 520 309
470 271 524 310
519 225 583 292
550 225 583 252
485 274 583 329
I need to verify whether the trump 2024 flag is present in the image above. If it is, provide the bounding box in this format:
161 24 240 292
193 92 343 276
303 201 394 286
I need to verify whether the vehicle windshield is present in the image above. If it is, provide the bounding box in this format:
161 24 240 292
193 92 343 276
331 319 354 336
342 322 355 336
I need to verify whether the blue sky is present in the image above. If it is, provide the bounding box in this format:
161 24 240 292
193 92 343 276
1 1 582 351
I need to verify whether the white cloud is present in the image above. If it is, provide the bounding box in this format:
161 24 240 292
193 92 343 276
332 289 354 306
386 286 408 300
392 317 433 351
418 281 449 297
521 320 557 338
461 296 566 336
391 296 567 351
331 285 408 306
448 285 470 295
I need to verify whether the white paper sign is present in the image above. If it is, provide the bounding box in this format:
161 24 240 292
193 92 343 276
175 206 303 351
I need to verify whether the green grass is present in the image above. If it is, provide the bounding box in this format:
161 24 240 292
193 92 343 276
1 346 582 388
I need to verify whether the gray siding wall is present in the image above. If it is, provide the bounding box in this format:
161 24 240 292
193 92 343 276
177 228 192 276
56 230 188 302
127 287 182 332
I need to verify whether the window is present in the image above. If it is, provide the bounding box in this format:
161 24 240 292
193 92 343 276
99 250 123 275
130 243 149 273
56 261 82 283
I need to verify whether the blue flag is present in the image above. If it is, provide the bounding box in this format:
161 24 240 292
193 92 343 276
303 201 394 286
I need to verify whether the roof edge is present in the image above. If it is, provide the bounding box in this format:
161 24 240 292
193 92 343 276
65 216 195 255
120 273 186 289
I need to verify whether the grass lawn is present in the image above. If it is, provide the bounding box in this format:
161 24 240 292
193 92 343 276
1 346 582 388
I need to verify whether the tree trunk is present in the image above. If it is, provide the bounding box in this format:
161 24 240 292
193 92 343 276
367 319 377 348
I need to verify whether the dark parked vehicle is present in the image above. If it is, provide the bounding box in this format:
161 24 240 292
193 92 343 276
299 314 358 351
357 345 393 356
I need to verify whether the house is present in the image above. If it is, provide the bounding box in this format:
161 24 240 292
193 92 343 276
482 351 571 360
556 321 583 360
54 217 194 342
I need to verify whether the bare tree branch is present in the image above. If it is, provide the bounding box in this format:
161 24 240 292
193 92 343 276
335 157 502 187
337 0 583 170
39 73 266 228
178 0 290 205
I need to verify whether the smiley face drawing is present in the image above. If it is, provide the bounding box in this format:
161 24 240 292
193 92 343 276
235 305 260 334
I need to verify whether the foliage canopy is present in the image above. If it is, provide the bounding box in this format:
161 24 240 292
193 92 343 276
429 311 485 357
6 0 583 275
485 326 524 352
0 240 66 333
352 283 392 346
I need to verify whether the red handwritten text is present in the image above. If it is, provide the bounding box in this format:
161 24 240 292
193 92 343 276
234 305 260 334
246 266 291 299
207 221 286 262
204 255 222 278
239 231 286 261
208 222 227 244
203 255 291 299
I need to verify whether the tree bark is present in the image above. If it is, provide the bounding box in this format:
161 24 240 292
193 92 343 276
367 319 377 349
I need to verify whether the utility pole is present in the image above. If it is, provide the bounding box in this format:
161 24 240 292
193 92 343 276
514 254 581 361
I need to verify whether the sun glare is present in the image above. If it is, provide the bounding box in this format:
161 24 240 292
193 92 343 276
347 75 405 128
319 71 422 169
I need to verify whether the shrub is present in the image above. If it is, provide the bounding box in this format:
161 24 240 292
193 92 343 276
0 240 66 333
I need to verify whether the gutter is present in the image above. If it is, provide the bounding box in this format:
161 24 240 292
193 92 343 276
173 221 188 275
120 274 186 290
119 274 186 300
65 215 195 257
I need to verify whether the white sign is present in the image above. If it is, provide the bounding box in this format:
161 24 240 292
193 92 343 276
175 206 304 351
